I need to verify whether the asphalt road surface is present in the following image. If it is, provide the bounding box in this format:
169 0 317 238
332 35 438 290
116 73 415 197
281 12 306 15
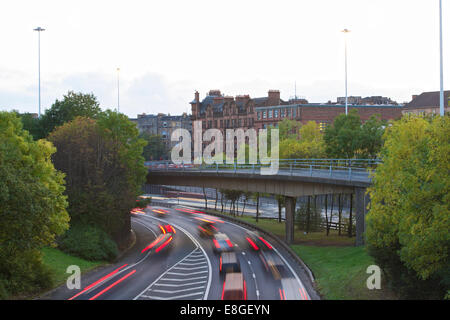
43 205 318 300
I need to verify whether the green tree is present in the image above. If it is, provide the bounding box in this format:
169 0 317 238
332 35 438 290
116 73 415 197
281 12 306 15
0 112 69 297
18 113 44 140
280 121 326 159
366 115 450 299
40 91 102 138
324 109 363 158
358 115 386 158
139 133 166 160
48 112 146 253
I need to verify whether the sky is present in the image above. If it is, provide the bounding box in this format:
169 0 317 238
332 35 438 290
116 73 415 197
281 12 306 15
0 0 448 117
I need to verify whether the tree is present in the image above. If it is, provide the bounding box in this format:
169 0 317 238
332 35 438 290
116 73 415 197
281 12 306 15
324 109 362 159
0 112 69 297
366 115 449 299
18 113 44 140
279 121 326 159
139 133 166 160
40 91 102 138
48 112 147 251
278 119 301 140
324 110 386 159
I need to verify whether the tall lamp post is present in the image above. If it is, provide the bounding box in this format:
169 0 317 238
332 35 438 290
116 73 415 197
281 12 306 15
116 67 120 113
342 28 351 115
439 0 445 116
34 27 45 117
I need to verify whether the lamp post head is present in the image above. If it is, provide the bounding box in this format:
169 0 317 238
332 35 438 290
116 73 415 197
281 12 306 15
34 27 45 32
341 28 350 34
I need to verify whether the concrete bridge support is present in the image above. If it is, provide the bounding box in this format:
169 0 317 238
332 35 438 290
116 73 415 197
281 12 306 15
355 187 370 246
285 197 296 244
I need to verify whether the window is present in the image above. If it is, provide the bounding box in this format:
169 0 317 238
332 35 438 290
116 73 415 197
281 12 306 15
263 111 267 119
268 110 273 118
214 120 217 128
257 112 261 120
238 119 241 127
281 109 286 117
274 109 279 118
244 118 247 126
220 120 223 128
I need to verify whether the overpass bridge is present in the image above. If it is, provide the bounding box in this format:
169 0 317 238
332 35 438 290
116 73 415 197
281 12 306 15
146 159 378 246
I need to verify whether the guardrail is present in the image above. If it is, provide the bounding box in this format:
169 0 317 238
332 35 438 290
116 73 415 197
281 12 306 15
146 159 379 182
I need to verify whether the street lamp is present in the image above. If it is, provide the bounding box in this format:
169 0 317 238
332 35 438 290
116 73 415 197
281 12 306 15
342 28 351 115
439 0 445 116
34 27 45 117
116 67 120 113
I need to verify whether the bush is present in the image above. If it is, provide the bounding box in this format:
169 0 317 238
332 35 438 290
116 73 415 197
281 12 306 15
58 224 118 262
367 115 449 299
0 249 54 299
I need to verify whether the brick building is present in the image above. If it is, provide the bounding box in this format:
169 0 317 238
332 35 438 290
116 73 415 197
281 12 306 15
190 89 403 133
130 113 192 151
402 91 450 116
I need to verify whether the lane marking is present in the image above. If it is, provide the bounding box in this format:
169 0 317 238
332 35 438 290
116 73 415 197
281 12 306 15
138 214 212 300
89 269 136 300
141 291 204 300
151 286 206 294
223 219 311 300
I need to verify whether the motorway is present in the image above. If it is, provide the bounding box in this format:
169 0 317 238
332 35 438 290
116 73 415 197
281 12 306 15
44 205 318 300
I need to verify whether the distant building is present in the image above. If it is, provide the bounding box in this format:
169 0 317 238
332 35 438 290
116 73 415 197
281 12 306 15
337 96 398 105
190 90 403 135
402 91 450 116
131 113 192 151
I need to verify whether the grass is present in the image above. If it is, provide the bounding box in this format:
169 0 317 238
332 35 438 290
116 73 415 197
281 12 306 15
291 245 397 300
41 247 106 286
209 209 355 246
205 208 396 299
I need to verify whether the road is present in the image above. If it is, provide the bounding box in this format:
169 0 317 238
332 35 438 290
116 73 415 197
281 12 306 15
44 205 318 300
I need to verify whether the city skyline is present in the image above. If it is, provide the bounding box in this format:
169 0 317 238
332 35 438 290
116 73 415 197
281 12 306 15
0 0 448 117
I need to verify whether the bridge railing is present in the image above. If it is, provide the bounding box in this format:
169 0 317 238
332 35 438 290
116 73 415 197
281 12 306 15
146 158 380 182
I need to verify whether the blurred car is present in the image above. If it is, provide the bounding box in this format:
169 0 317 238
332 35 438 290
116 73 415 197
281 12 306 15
259 250 285 280
221 272 247 300
212 232 234 254
141 232 174 254
219 252 241 277
279 278 305 300
151 208 169 216
198 221 217 238
245 231 273 252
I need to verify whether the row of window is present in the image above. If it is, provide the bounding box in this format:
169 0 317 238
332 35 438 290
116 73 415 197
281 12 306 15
257 107 297 120
202 118 255 129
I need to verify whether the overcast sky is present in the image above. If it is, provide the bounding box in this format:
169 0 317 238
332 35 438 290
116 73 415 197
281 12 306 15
0 0 448 117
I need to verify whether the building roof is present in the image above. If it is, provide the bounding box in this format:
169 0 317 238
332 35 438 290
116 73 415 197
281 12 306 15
405 91 450 109
255 103 403 111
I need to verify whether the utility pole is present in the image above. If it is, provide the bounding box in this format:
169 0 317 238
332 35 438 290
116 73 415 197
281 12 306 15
439 0 445 116
342 29 351 115
34 27 45 117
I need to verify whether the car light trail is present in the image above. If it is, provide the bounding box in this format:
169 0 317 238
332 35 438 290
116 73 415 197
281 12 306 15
246 237 259 250
155 236 173 253
89 269 136 300
213 239 220 249
68 264 128 300
258 237 273 249
141 236 164 253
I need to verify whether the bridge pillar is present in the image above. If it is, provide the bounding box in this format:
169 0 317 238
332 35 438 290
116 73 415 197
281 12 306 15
355 187 370 246
285 196 296 245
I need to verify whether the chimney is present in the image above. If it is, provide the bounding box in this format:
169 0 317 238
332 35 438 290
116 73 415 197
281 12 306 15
195 91 200 102
412 95 418 101
224 96 234 103
268 90 280 105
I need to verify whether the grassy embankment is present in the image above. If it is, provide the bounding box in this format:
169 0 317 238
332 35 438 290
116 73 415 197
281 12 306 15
208 209 396 300
41 247 105 286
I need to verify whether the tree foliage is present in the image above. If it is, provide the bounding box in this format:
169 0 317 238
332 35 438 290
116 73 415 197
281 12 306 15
139 133 166 160
324 109 385 159
48 113 147 250
279 121 326 159
366 115 450 299
0 112 69 297
39 91 102 138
